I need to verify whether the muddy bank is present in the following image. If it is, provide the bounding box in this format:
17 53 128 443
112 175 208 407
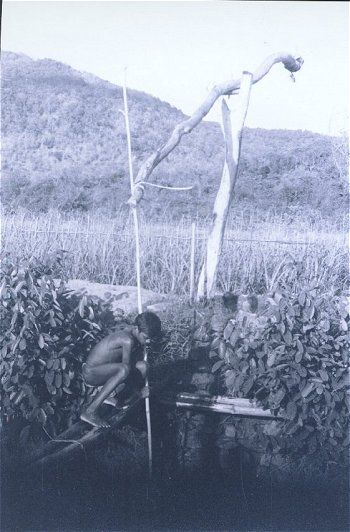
2 401 349 532
2 354 349 532
3 444 349 531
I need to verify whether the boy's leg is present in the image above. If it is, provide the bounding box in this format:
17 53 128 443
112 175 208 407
104 382 126 407
116 361 149 406
135 360 148 379
81 363 130 428
132 361 150 399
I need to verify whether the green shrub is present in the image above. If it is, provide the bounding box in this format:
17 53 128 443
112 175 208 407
209 288 350 469
0 255 116 440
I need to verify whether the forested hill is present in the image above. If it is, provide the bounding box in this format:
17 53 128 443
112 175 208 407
1 51 348 218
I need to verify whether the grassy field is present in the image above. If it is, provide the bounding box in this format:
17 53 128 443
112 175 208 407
2 210 349 296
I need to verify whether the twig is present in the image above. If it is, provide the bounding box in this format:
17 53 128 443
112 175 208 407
42 425 87 459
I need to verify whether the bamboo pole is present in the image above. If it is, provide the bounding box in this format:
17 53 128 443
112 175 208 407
122 71 153 479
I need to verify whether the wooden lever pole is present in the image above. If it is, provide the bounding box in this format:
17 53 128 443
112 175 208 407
122 70 153 479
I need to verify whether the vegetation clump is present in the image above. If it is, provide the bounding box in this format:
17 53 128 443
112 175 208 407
0 255 116 444
206 289 350 471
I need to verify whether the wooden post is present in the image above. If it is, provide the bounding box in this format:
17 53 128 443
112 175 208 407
197 72 253 299
189 222 196 303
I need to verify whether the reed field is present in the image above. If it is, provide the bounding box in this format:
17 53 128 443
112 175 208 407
1 210 349 297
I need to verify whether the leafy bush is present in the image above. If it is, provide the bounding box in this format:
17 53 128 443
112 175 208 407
0 255 116 441
209 288 350 469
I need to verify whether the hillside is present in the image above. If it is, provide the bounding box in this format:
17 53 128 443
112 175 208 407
1 51 348 219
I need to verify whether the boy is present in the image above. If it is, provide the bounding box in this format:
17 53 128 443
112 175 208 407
80 311 161 428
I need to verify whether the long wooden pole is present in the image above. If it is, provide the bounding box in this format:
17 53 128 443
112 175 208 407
122 71 153 479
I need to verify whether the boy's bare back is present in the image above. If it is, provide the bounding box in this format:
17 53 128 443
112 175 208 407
86 328 136 367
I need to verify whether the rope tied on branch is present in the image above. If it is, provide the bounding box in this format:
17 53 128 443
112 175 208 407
128 181 193 206
128 181 193 207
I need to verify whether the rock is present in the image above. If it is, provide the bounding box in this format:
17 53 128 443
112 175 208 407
65 279 166 316
146 301 170 313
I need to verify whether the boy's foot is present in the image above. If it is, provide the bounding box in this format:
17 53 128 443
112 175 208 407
80 410 110 428
103 396 128 409
124 386 150 404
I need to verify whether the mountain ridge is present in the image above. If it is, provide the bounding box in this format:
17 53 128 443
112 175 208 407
1 51 347 218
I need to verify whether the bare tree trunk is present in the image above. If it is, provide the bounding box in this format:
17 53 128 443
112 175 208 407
127 53 303 206
197 72 253 299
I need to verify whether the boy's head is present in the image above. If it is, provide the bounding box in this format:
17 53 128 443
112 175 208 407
134 311 162 343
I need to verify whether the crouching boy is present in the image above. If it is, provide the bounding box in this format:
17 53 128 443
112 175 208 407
80 311 161 428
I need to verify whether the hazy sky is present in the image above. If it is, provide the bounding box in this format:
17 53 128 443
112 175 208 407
2 1 349 135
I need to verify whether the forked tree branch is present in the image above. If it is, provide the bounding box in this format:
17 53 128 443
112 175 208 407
127 52 304 206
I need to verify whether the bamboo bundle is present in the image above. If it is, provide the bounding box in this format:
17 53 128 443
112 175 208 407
161 392 281 419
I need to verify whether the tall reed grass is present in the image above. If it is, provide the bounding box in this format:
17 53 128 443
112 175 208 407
1 210 349 296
